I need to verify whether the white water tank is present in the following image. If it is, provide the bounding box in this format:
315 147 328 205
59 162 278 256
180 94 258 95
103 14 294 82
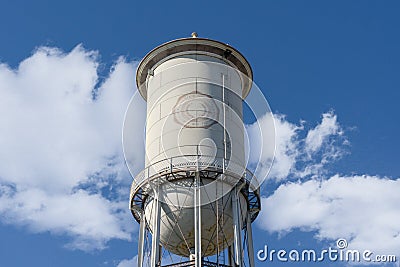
135 37 253 257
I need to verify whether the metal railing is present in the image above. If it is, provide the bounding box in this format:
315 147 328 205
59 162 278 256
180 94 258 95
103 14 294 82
130 155 259 200
162 260 231 267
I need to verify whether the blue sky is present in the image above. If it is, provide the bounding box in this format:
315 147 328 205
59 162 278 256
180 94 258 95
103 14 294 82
0 1 399 266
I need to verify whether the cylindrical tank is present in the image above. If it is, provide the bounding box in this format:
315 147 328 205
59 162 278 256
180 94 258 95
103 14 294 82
135 37 253 257
145 54 246 167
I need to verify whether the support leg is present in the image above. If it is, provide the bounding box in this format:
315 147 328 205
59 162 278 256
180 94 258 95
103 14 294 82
232 187 243 267
138 210 146 267
228 245 234 267
194 171 202 267
246 213 255 267
151 188 161 267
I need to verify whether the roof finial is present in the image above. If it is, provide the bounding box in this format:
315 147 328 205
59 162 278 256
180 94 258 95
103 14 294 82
191 32 198 38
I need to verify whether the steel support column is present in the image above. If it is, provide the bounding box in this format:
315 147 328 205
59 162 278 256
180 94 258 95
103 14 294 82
138 210 146 267
194 169 202 267
151 187 161 267
246 213 255 267
228 245 234 267
232 187 243 267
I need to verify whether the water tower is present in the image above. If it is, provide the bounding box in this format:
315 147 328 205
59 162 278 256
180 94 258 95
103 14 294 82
129 34 261 267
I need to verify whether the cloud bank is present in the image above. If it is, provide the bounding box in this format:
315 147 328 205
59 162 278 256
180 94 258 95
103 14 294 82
258 175 400 258
247 111 347 181
0 45 146 250
248 112 400 261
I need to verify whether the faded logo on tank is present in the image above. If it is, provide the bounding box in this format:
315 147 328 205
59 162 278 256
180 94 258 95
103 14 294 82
173 92 220 128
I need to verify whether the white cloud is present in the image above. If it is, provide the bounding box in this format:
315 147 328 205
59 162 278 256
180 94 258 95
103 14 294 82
251 111 400 261
0 187 130 250
305 112 342 154
268 114 303 180
246 111 346 181
0 45 146 250
117 255 138 267
246 113 301 181
257 175 400 259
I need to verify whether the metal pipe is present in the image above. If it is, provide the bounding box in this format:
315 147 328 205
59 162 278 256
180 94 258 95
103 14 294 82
151 186 161 267
228 245 234 267
232 186 243 267
138 210 146 267
194 158 202 267
246 213 255 267
222 73 227 163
